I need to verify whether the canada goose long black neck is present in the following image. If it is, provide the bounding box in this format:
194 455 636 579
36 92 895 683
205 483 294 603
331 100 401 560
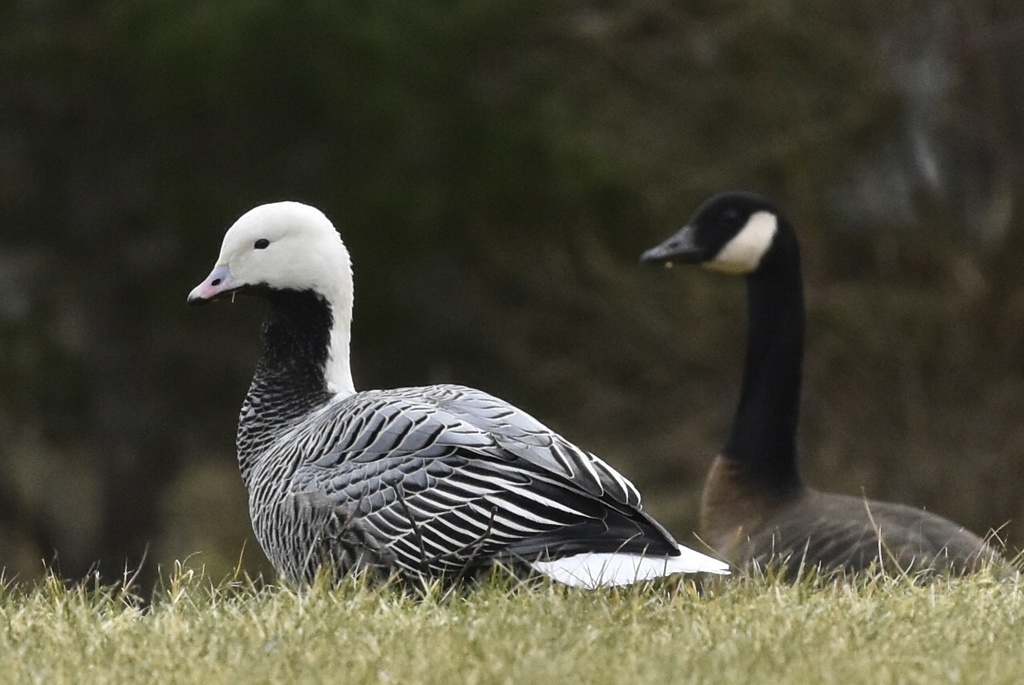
725 227 804 492
238 290 335 468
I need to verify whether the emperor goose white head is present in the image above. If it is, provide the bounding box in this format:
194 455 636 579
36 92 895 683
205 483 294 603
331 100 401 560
189 201 729 587
641 191 1004 578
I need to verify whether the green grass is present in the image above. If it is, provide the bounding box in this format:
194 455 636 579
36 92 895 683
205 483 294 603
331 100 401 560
1 566 1021 684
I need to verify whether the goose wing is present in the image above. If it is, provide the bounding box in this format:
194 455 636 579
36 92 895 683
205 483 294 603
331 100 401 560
289 385 680 577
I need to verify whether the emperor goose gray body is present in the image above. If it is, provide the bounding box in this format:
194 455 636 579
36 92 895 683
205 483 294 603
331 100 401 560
642 191 1004 578
189 202 729 588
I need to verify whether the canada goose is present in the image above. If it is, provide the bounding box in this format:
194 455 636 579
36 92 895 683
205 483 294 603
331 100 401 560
641 191 1003 577
187 201 729 588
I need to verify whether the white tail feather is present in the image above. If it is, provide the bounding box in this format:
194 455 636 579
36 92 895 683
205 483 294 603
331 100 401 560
530 545 730 589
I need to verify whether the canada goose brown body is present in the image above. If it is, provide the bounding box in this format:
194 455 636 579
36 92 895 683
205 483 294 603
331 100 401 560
643 192 1003 577
701 456 994 576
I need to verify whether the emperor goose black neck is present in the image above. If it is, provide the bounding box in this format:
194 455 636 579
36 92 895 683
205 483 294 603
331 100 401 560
725 223 804 492
239 290 335 464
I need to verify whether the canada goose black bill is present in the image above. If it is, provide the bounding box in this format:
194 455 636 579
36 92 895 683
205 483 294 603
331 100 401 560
640 225 707 265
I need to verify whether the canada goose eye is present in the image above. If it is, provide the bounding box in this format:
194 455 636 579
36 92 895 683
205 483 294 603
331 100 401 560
721 208 741 228
254 238 270 250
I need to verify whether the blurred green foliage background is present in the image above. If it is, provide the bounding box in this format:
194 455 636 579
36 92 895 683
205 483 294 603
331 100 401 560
1 0 1022 589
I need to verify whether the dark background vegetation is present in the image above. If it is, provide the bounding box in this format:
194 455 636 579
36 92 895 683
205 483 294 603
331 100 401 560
2 0 1022 588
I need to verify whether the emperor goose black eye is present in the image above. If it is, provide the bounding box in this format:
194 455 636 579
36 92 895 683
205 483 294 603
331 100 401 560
254 238 270 250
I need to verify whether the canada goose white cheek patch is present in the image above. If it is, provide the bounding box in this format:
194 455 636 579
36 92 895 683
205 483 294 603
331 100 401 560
706 211 778 274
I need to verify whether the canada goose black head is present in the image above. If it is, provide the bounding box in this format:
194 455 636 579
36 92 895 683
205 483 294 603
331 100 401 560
641 192 794 276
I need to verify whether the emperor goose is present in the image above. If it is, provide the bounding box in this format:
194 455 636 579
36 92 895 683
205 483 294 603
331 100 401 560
188 201 729 588
641 191 1003 578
